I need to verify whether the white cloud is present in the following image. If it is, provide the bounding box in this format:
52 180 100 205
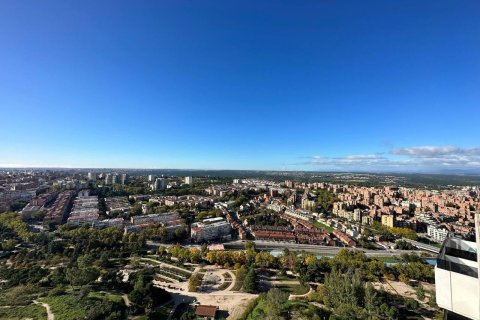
390 146 480 158
305 145 480 172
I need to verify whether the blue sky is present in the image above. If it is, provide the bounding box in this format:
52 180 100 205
1 1 479 172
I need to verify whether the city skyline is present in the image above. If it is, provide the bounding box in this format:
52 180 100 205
1 1 479 172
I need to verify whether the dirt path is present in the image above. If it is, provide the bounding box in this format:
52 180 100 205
289 287 314 300
122 294 132 307
33 300 54 320
225 271 236 291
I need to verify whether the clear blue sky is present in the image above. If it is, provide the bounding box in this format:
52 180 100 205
1 1 479 172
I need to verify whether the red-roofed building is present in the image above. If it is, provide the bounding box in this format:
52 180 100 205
195 305 218 319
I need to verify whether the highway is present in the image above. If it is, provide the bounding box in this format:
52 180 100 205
224 240 421 257
401 238 441 254
146 240 427 257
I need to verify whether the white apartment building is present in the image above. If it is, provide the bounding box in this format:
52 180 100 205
427 224 451 242
185 176 193 185
191 217 231 242
284 209 314 221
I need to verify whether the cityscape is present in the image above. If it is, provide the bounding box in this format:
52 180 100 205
1 1 479 320
0 169 478 319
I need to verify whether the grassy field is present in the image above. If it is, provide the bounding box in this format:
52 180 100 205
313 221 334 233
40 294 89 320
0 304 47 320
88 291 123 303
0 284 46 307
374 256 400 263
232 277 243 291
245 297 267 320
218 281 232 290
274 283 310 295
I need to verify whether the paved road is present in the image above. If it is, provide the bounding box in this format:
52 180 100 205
224 240 420 257
146 239 420 257
401 238 440 254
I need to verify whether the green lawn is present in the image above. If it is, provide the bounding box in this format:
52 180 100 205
40 292 124 320
218 281 232 290
374 256 400 263
245 297 268 320
313 221 334 233
0 284 46 307
88 291 123 303
40 295 89 320
0 304 47 320
274 283 310 295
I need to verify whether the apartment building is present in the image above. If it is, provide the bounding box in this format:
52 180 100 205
191 217 231 242
130 212 180 225
105 197 131 215
44 191 74 224
427 224 452 243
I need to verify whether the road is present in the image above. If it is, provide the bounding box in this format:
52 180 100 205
224 240 420 257
401 238 440 254
146 240 420 257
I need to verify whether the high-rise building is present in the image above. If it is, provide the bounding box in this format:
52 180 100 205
285 180 294 188
148 174 156 182
105 174 112 185
120 173 128 185
185 176 193 185
111 174 118 184
154 178 166 191
87 172 97 181
381 214 395 228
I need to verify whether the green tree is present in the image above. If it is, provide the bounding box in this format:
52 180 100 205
265 288 288 320
131 202 143 216
415 284 425 301
243 267 257 293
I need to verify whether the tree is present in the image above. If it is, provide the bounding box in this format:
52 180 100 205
364 282 377 315
398 273 409 284
428 289 437 307
131 202 143 216
405 298 419 311
50 267 67 286
245 241 256 252
188 273 202 292
265 288 288 320
77 253 95 269
415 284 425 301
243 267 257 293
66 267 100 288
174 227 187 240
